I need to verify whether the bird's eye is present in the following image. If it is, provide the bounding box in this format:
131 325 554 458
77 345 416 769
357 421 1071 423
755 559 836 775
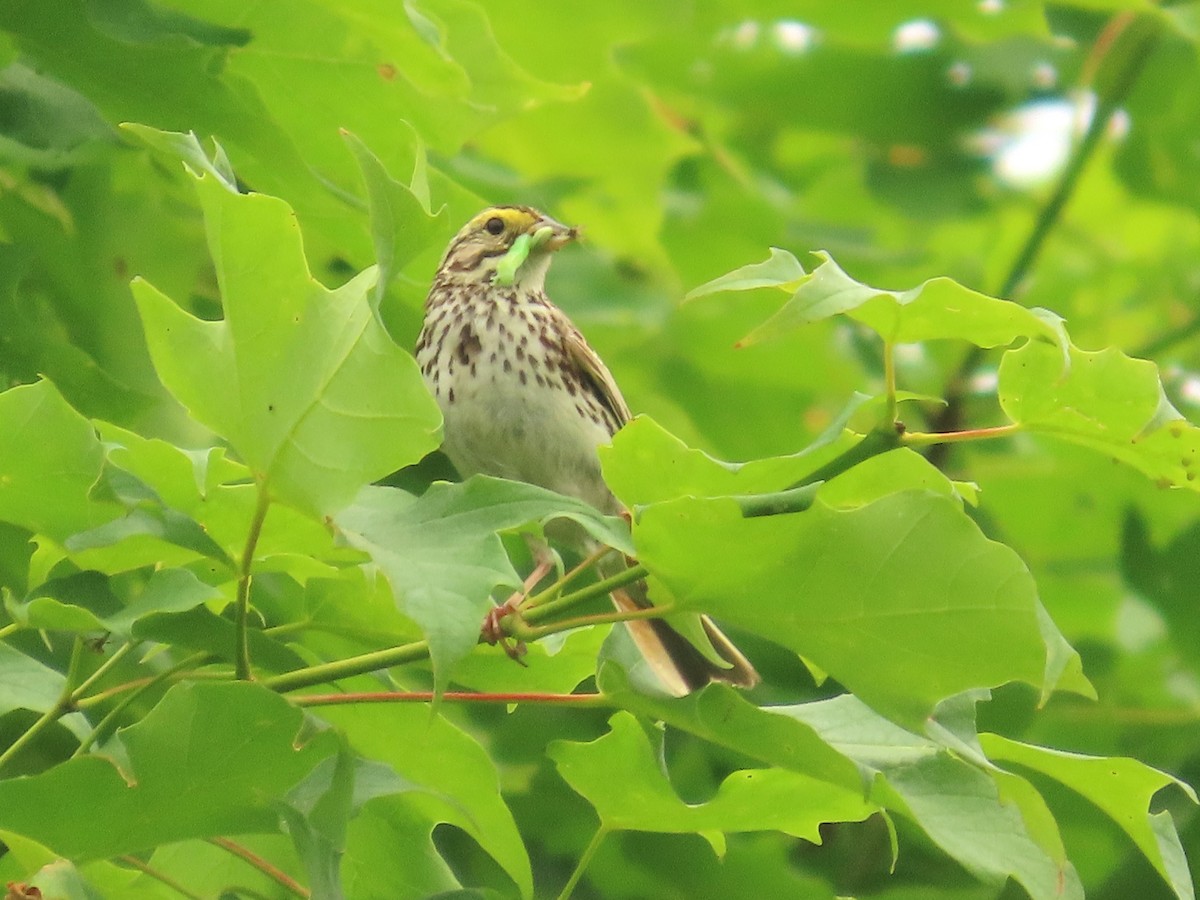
485 216 505 236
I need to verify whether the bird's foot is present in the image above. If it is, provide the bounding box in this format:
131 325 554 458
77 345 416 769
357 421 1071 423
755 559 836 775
482 597 528 663
480 558 554 663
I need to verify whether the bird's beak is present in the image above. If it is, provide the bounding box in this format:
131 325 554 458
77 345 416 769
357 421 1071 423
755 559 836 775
528 215 578 252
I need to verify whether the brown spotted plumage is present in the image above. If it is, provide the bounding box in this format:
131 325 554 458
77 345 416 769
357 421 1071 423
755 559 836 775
418 206 759 696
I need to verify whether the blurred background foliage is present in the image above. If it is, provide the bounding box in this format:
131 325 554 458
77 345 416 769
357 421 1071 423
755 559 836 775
0 0 1199 896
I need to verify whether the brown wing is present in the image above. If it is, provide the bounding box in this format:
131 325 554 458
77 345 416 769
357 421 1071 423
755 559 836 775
562 319 631 433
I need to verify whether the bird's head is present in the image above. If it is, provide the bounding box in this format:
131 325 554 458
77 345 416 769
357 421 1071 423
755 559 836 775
436 206 577 291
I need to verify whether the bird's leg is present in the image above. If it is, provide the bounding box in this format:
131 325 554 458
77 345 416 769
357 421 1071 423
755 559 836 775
481 539 557 660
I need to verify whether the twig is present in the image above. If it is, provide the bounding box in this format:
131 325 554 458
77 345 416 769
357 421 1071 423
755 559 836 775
521 565 649 625
72 652 212 756
235 486 272 680
71 641 136 701
883 340 898 424
117 855 205 900
209 837 310 898
259 638 431 695
523 543 615 611
518 603 678 642
557 826 608 900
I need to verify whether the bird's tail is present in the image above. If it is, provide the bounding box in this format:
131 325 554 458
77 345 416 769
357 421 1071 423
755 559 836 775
608 570 760 697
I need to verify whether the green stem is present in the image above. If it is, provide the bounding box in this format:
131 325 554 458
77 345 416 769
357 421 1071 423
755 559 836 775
73 652 210 756
883 340 898 424
732 482 823 518
517 603 677 642
523 543 615 611
262 619 316 638
996 114 1111 302
0 637 85 773
522 565 649 625
235 486 272 681
74 652 215 711
261 639 431 694
557 826 608 900
71 641 136 701
264 619 418 647
784 424 904 492
902 423 1022 447
263 566 652 695
927 12 1158 459
0 622 20 641
117 855 205 900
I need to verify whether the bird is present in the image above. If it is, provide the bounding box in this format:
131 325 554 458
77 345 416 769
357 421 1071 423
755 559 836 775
415 205 759 696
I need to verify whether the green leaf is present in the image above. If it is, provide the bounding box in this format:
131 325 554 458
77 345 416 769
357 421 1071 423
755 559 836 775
981 733 1198 900
317 696 533 898
473 76 691 263
815 447 965 507
129 164 442 517
132 606 308 674
549 710 877 855
64 502 233 573
23 858 105 900
0 832 163 900
600 667 1080 898
120 124 237 190
787 694 1083 899
0 63 115 169
10 567 223 638
691 249 1064 349
343 128 449 306
451 624 610 695
684 247 808 300
93 418 243 493
0 643 88 740
1116 27 1200 210
139 837 300 900
600 409 875 510
601 415 828 507
599 667 866 795
634 489 1088 728
342 800 462 898
277 743 411 900
415 0 587 116
999 340 1200 491
63 454 234 572
0 380 114 541
335 479 631 690
881 754 1081 898
0 681 337 859
85 0 252 47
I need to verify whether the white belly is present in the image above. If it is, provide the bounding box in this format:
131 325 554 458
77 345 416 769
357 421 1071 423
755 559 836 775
418 302 621 515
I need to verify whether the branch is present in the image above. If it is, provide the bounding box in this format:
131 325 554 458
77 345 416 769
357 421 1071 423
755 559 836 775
209 837 311 898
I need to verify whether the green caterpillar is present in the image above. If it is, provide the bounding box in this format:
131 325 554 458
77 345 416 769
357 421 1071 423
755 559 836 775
494 226 556 286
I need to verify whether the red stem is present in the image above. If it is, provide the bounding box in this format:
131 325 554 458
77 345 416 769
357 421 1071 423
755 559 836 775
294 690 611 708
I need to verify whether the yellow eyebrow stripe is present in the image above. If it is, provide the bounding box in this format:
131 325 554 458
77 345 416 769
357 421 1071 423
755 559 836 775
468 207 538 232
